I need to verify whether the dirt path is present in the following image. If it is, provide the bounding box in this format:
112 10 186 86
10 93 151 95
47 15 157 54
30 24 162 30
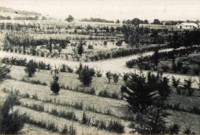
0 50 200 88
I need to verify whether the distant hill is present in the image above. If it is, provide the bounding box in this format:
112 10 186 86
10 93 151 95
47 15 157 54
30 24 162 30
0 7 42 16
0 7 43 20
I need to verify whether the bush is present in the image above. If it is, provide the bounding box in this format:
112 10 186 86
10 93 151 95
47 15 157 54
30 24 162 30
96 71 102 77
172 77 180 94
183 79 193 96
81 111 90 124
107 120 124 133
192 66 200 75
38 62 47 70
182 65 189 74
60 125 76 135
168 124 180 134
60 64 66 72
99 90 110 98
24 60 37 77
184 128 191 134
0 95 28 134
50 77 60 94
113 73 119 83
67 66 73 73
88 45 93 49
0 63 10 82
122 72 171 133
78 66 93 86
161 65 169 72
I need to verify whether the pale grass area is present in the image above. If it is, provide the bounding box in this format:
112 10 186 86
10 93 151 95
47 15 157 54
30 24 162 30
19 124 54 135
1 79 131 134
1 79 127 118
14 106 113 135
167 110 200 133
18 98 132 132
9 65 123 94
167 90 200 110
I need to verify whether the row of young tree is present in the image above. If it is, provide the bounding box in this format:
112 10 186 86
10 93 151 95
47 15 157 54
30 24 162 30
169 30 200 49
126 46 200 71
4 32 70 54
122 26 167 46
122 25 200 48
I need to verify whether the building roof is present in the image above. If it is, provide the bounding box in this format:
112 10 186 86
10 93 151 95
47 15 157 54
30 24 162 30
179 22 198 27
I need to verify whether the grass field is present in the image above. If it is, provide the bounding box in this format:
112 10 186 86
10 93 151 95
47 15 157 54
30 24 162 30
1 65 200 134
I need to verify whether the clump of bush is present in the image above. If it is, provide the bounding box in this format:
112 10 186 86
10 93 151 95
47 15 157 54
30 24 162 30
24 60 37 77
50 75 60 95
0 95 28 134
99 90 120 99
60 125 76 135
78 66 93 86
107 120 124 133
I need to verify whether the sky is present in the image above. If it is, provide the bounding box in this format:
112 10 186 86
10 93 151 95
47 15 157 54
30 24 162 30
0 0 200 21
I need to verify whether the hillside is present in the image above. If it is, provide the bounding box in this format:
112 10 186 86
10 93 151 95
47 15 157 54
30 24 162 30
0 7 43 20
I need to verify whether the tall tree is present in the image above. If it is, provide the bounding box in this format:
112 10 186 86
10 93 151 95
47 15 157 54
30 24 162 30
65 15 74 22
77 40 84 56
122 72 172 134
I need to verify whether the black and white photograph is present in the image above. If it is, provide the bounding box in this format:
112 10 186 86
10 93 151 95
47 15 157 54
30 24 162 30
0 0 200 134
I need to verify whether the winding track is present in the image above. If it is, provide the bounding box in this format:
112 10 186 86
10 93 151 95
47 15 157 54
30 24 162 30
0 49 199 88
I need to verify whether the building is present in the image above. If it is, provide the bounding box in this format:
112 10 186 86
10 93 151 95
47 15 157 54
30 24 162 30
176 23 198 30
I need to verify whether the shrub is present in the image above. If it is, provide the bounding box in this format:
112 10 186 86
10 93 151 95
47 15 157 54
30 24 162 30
99 90 110 98
94 120 106 130
184 128 191 134
46 122 59 132
107 120 124 133
38 62 47 70
0 63 10 82
0 95 28 134
60 64 66 72
77 41 84 56
24 60 37 77
111 92 119 99
78 66 93 86
121 73 154 113
138 62 151 70
67 66 73 73
192 66 200 75
30 48 37 56
161 65 169 72
152 49 159 67
40 52 45 57
60 125 76 135
183 79 193 96
88 45 93 49
81 111 90 124
60 111 77 121
172 77 181 94
73 102 83 110
123 73 129 82
177 61 183 71
172 77 180 88
96 71 102 77
172 64 178 73
122 72 171 133
182 65 189 74
50 77 60 94
113 73 119 83
168 124 180 134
